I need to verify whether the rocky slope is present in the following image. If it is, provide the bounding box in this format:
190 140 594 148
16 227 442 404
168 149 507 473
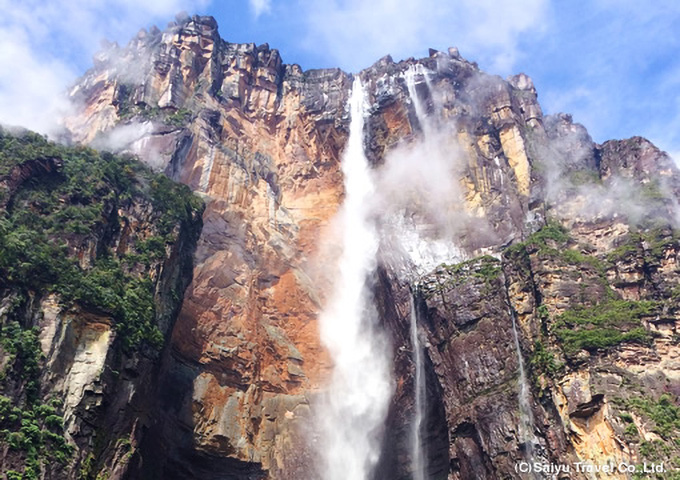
48 13 680 479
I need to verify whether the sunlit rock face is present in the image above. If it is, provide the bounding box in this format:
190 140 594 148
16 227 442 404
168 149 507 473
65 14 680 480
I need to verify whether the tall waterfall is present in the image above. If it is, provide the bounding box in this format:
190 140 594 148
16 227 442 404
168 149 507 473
318 77 393 480
409 291 426 480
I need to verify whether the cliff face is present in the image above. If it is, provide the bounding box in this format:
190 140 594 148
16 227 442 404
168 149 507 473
60 14 680 480
0 130 203 479
67 16 353 478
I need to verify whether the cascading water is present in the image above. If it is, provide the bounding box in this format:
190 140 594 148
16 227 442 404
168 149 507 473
510 308 537 459
318 77 393 480
409 290 426 480
405 64 430 133
405 64 436 138
394 63 463 277
403 65 434 480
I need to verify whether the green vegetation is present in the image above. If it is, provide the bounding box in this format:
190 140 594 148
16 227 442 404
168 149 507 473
0 128 201 353
504 221 570 260
79 453 96 480
0 321 42 403
560 247 605 269
606 240 640 263
627 394 680 440
440 255 502 283
0 396 73 472
0 130 61 177
57 259 163 351
641 226 679 260
620 411 634 423
607 226 679 264
164 109 192 128
0 128 202 476
503 222 668 359
149 173 203 234
423 255 502 297
624 422 639 437
114 90 193 129
553 300 656 356
639 440 671 460
529 340 562 378
521 221 570 251
633 442 680 480
612 395 680 477
504 221 606 281
0 329 73 479
113 85 133 119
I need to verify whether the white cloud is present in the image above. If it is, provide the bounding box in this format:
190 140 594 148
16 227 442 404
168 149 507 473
533 1 680 154
300 0 548 73
0 26 76 135
250 0 271 18
0 0 211 137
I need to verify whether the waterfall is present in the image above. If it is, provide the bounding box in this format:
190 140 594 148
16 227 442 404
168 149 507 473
404 65 432 480
510 309 537 457
409 291 426 480
404 64 432 134
318 77 393 480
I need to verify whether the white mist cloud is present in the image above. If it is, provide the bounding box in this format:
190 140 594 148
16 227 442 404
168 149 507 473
0 0 210 137
0 26 76 135
249 0 271 18
300 0 548 73
90 121 155 152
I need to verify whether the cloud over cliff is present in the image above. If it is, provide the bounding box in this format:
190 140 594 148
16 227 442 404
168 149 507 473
0 0 208 136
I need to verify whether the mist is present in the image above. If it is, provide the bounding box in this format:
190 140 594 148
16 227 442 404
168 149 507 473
372 93 469 275
532 113 680 228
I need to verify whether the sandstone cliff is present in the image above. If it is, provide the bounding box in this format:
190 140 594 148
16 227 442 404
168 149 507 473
46 13 680 480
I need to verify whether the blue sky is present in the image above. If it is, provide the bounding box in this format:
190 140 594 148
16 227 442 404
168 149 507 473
0 0 678 160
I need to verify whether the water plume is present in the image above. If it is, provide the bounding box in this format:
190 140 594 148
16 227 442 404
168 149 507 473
375 63 467 277
317 77 393 480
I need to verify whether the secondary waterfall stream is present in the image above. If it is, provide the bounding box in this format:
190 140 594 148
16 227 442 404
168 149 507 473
510 308 537 460
405 64 431 134
318 77 392 480
404 64 432 480
409 291 426 480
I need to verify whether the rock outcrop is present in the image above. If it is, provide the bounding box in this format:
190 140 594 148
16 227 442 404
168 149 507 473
47 13 680 480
